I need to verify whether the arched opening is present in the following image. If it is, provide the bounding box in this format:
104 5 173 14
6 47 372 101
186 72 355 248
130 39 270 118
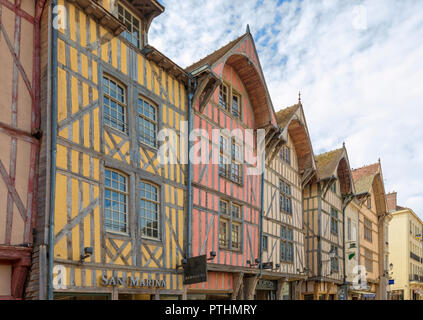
224 54 274 128
337 158 353 195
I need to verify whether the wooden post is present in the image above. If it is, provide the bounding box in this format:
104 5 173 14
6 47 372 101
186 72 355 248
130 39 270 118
243 276 258 300
276 279 285 300
231 272 244 300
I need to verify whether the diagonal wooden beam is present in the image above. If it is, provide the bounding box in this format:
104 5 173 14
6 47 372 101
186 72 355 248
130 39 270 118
0 159 26 220
54 197 99 243
0 21 33 100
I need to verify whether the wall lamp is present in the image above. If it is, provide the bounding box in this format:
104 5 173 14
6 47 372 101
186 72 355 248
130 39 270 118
79 247 93 263
176 258 188 270
207 251 217 261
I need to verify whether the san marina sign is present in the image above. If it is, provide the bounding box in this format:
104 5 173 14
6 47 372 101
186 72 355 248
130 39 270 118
100 274 166 288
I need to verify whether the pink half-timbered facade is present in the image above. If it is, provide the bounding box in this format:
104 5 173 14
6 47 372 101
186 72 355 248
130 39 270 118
186 29 280 300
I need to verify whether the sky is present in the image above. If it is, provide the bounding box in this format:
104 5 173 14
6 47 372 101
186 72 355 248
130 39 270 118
149 0 423 218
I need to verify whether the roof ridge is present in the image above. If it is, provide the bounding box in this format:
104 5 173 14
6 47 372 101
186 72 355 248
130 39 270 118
185 32 248 72
351 162 379 172
315 147 343 158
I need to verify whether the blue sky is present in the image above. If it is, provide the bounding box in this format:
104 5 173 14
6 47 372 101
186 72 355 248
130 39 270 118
150 0 423 218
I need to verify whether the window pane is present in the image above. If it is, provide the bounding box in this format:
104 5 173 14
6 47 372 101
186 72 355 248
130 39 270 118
140 182 160 239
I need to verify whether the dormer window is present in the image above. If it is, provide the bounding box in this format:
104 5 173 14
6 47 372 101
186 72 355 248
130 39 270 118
118 3 141 48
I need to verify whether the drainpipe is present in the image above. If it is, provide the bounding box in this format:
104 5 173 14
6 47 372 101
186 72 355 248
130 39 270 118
257 141 266 280
48 0 58 300
186 77 196 258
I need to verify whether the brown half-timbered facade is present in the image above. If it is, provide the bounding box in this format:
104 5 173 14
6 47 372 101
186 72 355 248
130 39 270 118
260 102 316 300
302 146 354 300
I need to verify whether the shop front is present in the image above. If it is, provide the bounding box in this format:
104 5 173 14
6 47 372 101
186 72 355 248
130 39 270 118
52 266 184 300
255 280 278 300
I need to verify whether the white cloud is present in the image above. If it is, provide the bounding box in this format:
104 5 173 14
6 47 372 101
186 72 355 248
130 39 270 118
150 0 423 218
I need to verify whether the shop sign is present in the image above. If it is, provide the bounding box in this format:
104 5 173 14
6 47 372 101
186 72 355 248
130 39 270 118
256 280 277 291
100 274 166 288
183 255 207 285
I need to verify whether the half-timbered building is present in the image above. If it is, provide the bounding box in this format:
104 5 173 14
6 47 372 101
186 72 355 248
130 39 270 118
25 0 191 300
0 0 42 300
351 161 391 299
185 28 280 300
302 146 354 300
259 101 316 300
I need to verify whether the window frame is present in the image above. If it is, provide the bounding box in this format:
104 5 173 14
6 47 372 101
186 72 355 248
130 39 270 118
139 180 161 241
280 226 294 263
231 89 242 120
104 168 129 235
103 75 128 134
137 95 158 148
330 246 339 273
330 207 339 235
364 217 372 242
117 2 142 49
279 180 293 215
218 199 243 252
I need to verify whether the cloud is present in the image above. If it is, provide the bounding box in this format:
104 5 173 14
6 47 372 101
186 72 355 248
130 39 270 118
150 0 423 218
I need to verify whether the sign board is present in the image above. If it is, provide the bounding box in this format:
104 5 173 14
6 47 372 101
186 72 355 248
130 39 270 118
183 255 207 285
389 279 395 285
256 280 277 291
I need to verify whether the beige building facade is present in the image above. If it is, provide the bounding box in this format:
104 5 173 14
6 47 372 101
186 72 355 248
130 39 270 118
387 192 423 300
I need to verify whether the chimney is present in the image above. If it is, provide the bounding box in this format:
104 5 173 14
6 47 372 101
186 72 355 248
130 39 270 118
386 192 397 212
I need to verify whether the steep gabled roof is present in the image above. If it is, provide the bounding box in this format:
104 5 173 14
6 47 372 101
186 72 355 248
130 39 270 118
352 163 379 194
315 146 354 195
352 162 388 214
185 30 278 129
276 104 300 129
275 103 316 174
186 34 246 73
315 148 345 180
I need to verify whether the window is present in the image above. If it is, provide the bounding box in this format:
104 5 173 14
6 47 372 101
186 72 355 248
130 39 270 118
219 84 229 110
103 76 127 133
367 197 371 209
280 180 293 214
138 97 157 147
118 3 141 48
219 136 229 178
365 248 373 272
352 221 357 241
330 246 339 273
331 182 336 194
330 208 338 235
364 217 372 242
219 219 229 248
231 223 241 250
104 169 128 233
281 226 294 263
231 204 241 219
262 236 268 252
219 136 243 185
219 199 242 251
232 91 241 119
139 181 160 240
347 218 351 241
280 146 291 165
231 140 243 184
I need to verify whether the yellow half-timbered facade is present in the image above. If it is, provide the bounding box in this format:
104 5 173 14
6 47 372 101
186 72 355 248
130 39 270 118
27 0 190 300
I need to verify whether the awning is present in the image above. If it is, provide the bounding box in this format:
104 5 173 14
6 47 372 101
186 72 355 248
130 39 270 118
413 288 423 295
349 290 376 298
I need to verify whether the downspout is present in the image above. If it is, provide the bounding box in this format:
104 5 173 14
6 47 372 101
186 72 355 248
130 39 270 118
48 0 58 300
186 77 196 258
258 150 265 279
